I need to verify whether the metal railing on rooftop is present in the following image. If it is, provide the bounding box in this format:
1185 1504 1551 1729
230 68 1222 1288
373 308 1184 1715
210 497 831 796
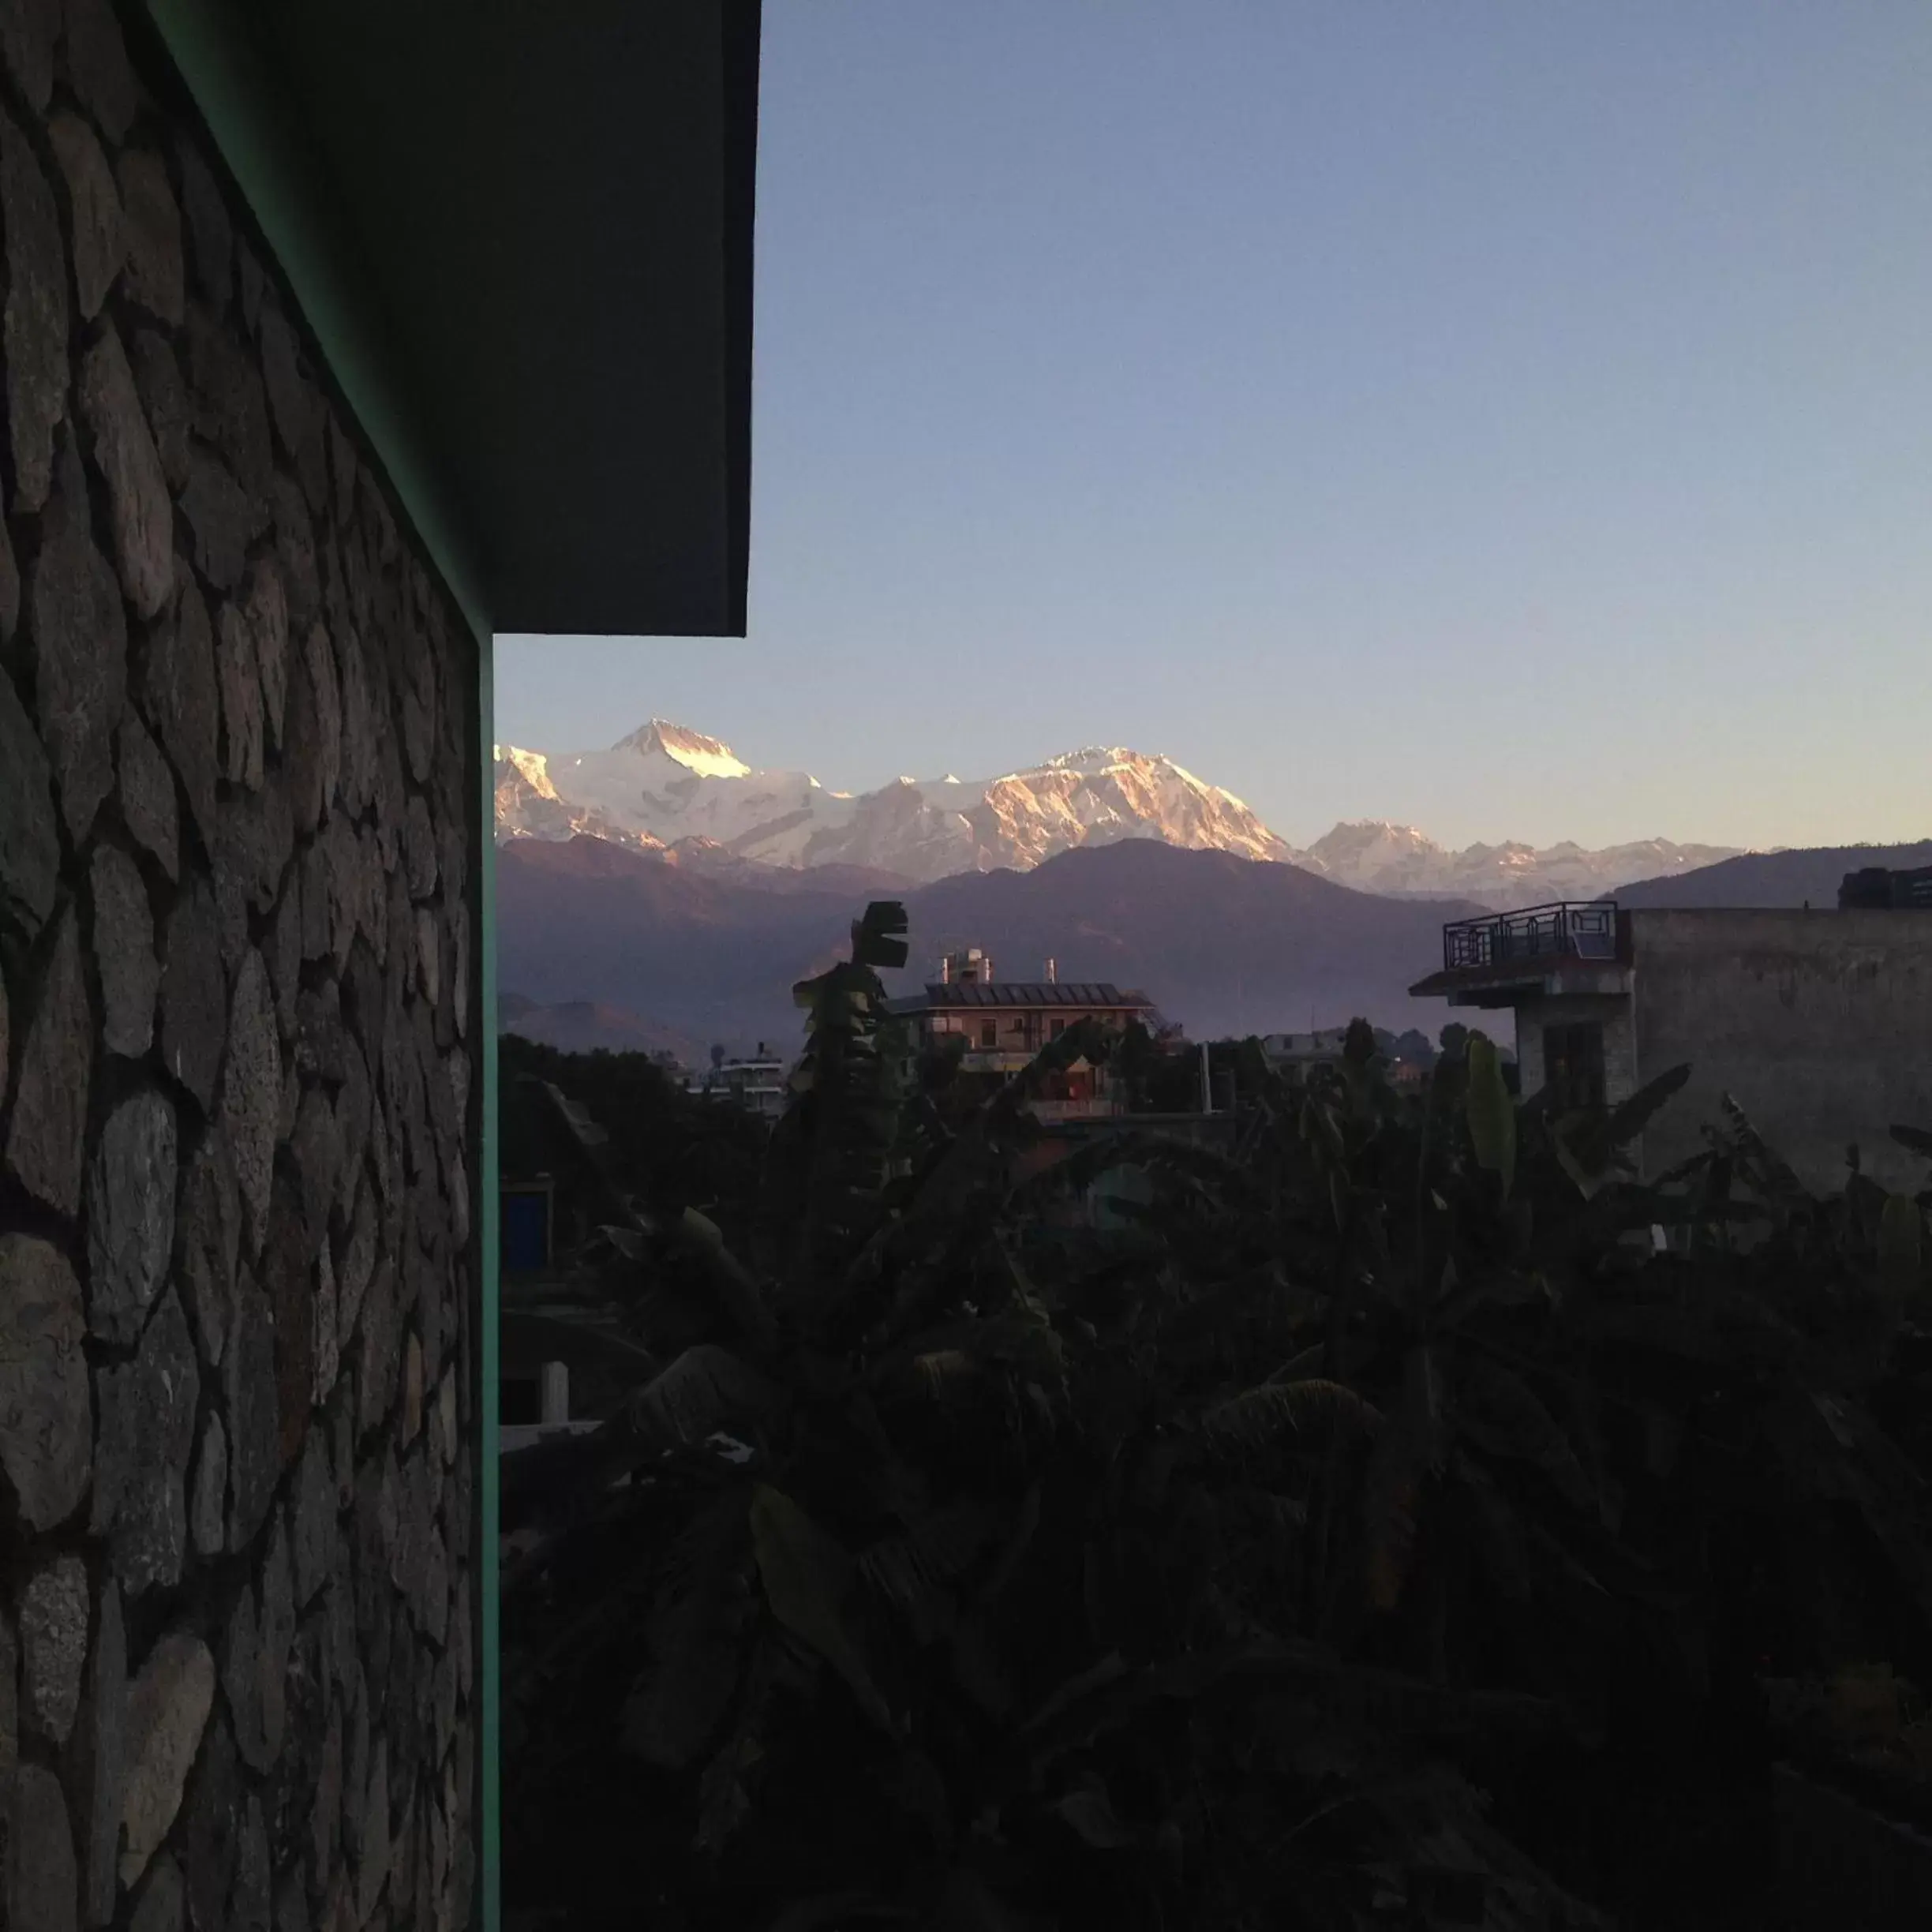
1441 900 1619 974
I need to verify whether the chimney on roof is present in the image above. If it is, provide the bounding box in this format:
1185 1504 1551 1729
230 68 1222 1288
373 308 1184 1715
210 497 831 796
1043 957 1057 983
942 946 990 986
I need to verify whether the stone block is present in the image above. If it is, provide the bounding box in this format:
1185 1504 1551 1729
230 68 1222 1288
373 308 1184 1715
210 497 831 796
117 148 185 325
80 320 173 617
84 1088 176 1342
224 1270 279 1549
337 1179 376 1353
0 661 59 942
129 325 191 489
218 949 282 1256
159 881 224 1112
356 1737 388 1926
62 0 138 144
29 450 127 843
272 469 320 631
129 1855 185 1932
0 0 58 112
121 1634 215 1893
178 1128 240 1367
117 710 180 881
186 301 273 502
245 557 290 751
253 1170 301 1414
89 845 158 1061
77 1576 127 1926
175 140 231 312
0 507 17 640
335 1046 373 1225
260 302 327 511
215 601 265 788
142 572 220 848
48 110 121 320
314 1241 341 1407
11 1762 79 1932
5 903 93 1214
178 1722 238 1926
179 446 260 590
20 1553 88 1742
190 1409 227 1559
1 103 68 511
91 1290 199 1593
222 1513 294 1773
0 1234 92 1530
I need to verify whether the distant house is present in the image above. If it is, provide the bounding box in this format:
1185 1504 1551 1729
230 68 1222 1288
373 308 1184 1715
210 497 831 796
1261 1027 1354 1072
890 948 1157 1121
689 1043 788 1119
1409 880 1932 1192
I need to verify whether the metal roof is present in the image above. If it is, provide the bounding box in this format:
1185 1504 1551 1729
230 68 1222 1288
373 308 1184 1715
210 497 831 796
896 982 1153 1012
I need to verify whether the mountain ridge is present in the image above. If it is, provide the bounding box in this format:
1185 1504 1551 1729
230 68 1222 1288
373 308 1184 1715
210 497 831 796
493 833 1492 1050
1614 841 1932 910
494 718 1746 908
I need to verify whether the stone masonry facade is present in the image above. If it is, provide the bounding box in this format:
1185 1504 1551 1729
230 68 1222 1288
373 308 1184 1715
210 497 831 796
0 4 481 1929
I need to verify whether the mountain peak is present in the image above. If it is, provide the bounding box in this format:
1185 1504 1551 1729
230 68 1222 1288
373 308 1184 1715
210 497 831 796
493 743 559 800
612 718 751 778
1039 745 1144 775
495 717 1746 907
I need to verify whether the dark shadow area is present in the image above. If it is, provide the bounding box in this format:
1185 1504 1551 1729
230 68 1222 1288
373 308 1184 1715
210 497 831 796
498 904 1932 1931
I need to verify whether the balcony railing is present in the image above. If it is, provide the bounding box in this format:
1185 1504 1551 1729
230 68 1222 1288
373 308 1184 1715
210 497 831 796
1441 900 1619 973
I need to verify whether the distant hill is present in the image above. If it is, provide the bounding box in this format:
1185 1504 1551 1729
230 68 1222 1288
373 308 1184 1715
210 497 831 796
496 833 1485 1047
892 840 1488 1039
1615 841 1932 910
497 993 708 1064
495 837 864 1048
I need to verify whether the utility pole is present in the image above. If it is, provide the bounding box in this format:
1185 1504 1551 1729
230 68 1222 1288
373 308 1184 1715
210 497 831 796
1200 1042 1212 1114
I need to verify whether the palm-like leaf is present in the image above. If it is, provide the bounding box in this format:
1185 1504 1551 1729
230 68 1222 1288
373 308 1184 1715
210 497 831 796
751 1485 895 1732
631 1343 776 1451
623 1487 754 1769
1464 1033 1517 1200
1453 1354 1594 1514
1361 1346 1442 1612
1204 1378 1384 1452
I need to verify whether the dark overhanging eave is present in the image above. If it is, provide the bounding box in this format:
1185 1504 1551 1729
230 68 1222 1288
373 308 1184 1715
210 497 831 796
148 0 759 640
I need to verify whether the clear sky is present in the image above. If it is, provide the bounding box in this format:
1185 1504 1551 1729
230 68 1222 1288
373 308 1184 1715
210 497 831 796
496 2 1932 853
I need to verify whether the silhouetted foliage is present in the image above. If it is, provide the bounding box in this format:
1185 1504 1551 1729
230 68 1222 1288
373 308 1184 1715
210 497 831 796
503 906 1932 1931
500 1032 769 1252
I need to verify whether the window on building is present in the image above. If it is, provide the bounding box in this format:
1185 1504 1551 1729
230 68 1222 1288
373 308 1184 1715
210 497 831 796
1543 1022 1606 1112
981 1018 998 1049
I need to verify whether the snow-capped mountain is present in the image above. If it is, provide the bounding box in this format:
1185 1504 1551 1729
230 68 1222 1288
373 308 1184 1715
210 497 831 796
494 722 1294 882
493 720 1743 904
1300 822 1743 908
493 743 667 851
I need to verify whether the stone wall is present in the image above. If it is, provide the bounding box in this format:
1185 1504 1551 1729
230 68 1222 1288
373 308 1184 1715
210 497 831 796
0 5 481 1929
1630 908 1932 1194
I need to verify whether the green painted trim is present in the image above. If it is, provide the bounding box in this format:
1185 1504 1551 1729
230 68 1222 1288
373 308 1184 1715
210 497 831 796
477 631 502 1932
137 0 493 646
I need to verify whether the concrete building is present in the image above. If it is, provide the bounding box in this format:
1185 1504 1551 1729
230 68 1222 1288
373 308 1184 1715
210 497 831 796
687 1043 788 1120
0 6 760 1930
1410 893 1932 1193
890 949 1158 1121
1260 1027 1354 1073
